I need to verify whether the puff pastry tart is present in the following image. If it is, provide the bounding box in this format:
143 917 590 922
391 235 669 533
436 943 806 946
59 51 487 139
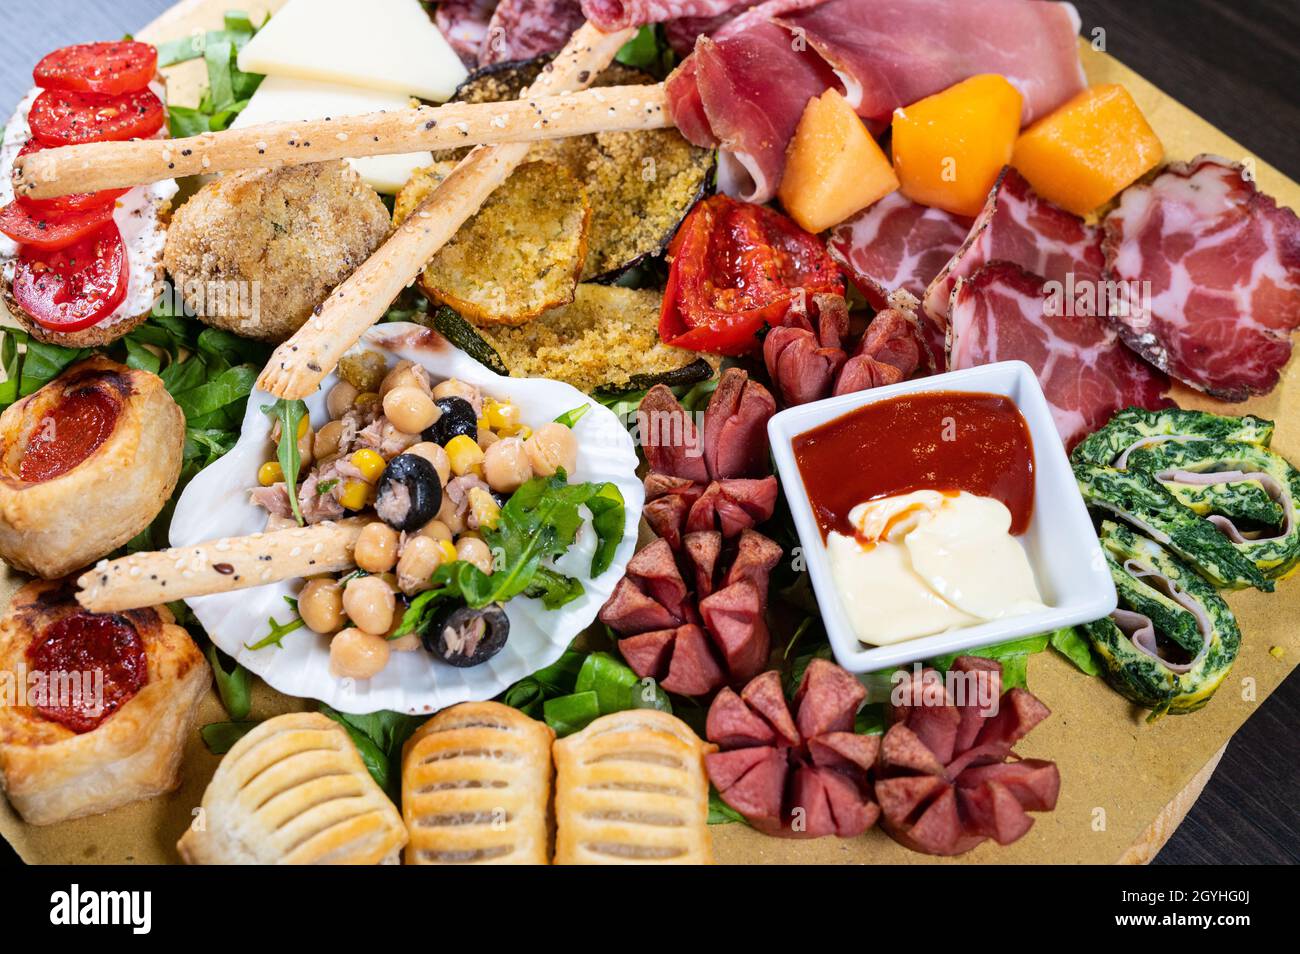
0 355 185 578
178 712 407 864
0 578 208 826
554 709 716 864
402 701 554 865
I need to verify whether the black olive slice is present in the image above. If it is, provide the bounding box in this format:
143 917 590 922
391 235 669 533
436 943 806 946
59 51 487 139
422 603 509 667
426 396 478 446
375 453 442 532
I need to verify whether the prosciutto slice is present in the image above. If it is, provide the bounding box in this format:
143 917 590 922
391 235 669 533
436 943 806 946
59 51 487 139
949 261 1170 451
774 0 1085 124
1101 155 1300 401
923 167 1105 331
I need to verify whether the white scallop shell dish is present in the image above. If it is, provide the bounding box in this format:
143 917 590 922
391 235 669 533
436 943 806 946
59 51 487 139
170 322 644 715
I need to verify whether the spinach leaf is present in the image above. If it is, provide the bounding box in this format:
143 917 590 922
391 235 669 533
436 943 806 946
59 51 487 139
319 704 424 798
200 720 259 755
260 398 309 525
205 644 252 720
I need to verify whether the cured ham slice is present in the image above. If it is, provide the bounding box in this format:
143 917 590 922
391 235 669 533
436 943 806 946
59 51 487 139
922 167 1105 333
1101 155 1300 400
829 192 972 310
774 0 1085 124
949 261 1170 451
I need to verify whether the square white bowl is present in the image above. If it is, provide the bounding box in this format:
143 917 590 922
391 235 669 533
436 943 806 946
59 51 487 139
767 360 1116 673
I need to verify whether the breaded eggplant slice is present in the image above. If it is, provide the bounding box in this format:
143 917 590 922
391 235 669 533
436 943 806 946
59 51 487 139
1072 406 1274 467
394 159 590 327
1074 462 1271 591
1083 521 1241 719
1127 438 1300 580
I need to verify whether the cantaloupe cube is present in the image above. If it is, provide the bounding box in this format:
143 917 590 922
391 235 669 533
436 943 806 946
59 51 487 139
1012 83 1163 216
891 74 1023 218
778 89 899 233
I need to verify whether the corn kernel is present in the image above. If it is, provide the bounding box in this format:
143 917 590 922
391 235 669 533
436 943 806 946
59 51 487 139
468 487 501 530
445 434 485 476
436 539 458 563
338 480 371 511
351 448 387 483
514 424 533 440
483 399 521 433
258 460 284 486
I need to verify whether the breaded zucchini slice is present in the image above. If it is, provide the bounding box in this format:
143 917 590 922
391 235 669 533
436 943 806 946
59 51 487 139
394 160 590 327
1072 407 1274 467
1074 462 1271 591
1083 521 1241 719
1127 438 1300 580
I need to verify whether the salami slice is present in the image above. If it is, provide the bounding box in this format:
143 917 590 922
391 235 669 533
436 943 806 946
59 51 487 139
581 0 742 31
480 0 586 66
435 0 499 69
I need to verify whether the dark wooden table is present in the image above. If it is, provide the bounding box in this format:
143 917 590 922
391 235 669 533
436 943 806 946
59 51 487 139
0 0 1296 865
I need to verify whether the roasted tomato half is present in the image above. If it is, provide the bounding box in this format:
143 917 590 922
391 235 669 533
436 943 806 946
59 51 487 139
660 195 843 356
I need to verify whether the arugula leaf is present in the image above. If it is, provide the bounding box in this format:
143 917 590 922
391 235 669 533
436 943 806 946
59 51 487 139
261 398 309 525
246 596 304 650
205 644 252 720
200 720 259 754
554 403 591 428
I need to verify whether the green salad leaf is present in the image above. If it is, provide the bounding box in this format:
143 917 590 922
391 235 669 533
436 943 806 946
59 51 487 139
205 644 252 720
200 721 259 755
502 646 670 738
261 398 309 526
1049 625 1103 677
319 705 424 797
928 633 1051 691
164 10 266 136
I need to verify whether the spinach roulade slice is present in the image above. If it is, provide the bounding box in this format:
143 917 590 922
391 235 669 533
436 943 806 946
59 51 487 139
1071 407 1274 468
1127 438 1300 581
1083 521 1241 719
1074 463 1272 591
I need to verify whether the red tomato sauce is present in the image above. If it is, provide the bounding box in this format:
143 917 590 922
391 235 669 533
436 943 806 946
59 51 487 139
19 385 120 482
792 391 1035 539
25 611 146 734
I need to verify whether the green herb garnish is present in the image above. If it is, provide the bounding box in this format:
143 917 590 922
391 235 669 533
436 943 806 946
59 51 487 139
554 403 591 428
247 596 304 650
261 398 309 526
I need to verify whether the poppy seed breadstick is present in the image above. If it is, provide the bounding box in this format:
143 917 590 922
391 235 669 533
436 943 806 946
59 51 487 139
256 21 635 401
75 518 368 613
13 85 670 200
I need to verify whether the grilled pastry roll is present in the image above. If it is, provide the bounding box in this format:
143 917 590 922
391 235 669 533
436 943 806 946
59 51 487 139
554 709 715 865
402 701 554 865
178 712 407 865
0 578 208 825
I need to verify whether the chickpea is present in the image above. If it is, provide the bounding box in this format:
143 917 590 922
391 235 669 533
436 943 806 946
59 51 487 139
354 521 400 573
296 426 314 472
483 437 533 493
298 578 345 634
524 422 578 477
380 360 430 398
477 426 499 449
397 535 443 595
314 419 345 460
436 495 467 534
418 518 453 542
383 386 439 435
432 378 483 414
406 442 451 486
329 628 390 679
456 536 494 575
327 381 360 419
342 575 396 636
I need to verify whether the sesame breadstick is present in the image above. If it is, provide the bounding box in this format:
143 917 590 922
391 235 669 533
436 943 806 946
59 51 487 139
75 518 368 613
256 21 635 401
13 85 669 199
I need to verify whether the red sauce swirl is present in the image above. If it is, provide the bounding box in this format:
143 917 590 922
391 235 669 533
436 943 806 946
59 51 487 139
25 611 146 733
793 391 1035 539
18 385 119 482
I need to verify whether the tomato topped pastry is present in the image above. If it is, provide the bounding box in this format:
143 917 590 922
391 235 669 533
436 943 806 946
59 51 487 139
0 40 175 346
0 356 185 578
0 577 208 826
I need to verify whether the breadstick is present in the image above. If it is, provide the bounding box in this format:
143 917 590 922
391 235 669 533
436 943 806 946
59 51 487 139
13 85 670 200
75 518 367 613
256 22 635 400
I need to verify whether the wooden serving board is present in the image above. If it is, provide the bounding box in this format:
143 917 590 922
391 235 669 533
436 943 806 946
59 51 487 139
1 0 1296 865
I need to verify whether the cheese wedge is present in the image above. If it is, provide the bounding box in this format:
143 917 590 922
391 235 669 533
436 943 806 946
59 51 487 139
237 0 467 102
231 76 433 194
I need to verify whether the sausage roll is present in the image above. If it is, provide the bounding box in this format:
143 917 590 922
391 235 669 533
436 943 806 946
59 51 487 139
554 709 716 864
402 701 554 865
0 578 208 826
177 712 407 864
0 356 185 578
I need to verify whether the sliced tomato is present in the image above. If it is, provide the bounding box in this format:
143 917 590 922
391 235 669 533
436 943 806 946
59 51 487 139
11 222 128 332
33 41 158 96
27 87 165 146
660 196 843 356
0 199 115 251
12 140 129 214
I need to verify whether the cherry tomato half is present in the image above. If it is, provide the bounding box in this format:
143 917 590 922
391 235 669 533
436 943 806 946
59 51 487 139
33 41 158 96
0 198 115 251
27 87 165 146
11 222 128 332
11 139 129 214
659 196 843 356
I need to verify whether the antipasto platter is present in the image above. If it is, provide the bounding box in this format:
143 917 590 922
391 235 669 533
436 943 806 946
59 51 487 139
0 0 1297 865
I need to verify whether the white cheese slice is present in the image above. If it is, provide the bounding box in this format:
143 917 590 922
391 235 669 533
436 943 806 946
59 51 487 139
237 0 468 102
231 76 432 194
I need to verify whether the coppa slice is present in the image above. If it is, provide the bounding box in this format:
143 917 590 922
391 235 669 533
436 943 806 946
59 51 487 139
1101 155 1300 400
949 261 1170 452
